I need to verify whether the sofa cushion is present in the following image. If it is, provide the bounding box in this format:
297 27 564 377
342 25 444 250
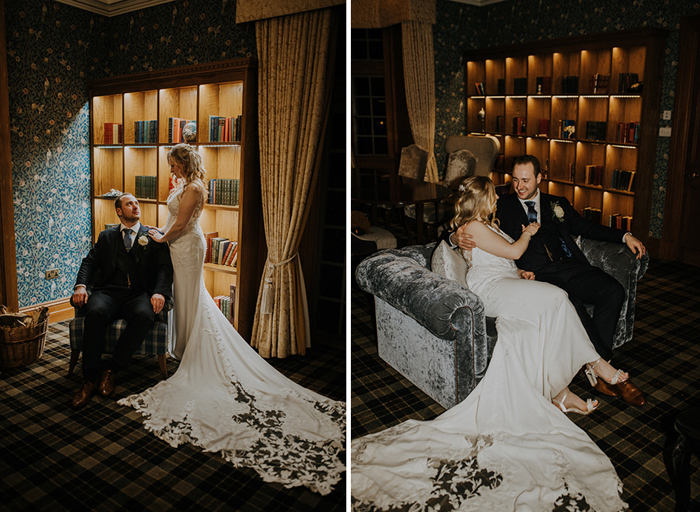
431 240 469 288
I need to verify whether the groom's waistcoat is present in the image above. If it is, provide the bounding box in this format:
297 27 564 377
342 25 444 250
107 243 146 292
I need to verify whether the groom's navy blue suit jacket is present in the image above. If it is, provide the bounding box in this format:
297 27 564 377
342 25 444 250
495 191 626 272
76 225 173 300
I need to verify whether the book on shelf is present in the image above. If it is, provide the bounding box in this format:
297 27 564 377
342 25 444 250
208 178 240 206
562 76 579 94
589 73 610 94
474 82 485 95
204 231 219 263
584 164 603 186
559 120 576 139
538 119 550 136
497 78 506 96
610 169 636 191
512 116 526 135
104 123 122 144
134 175 157 199
168 118 196 143
210 237 228 264
134 120 158 143
536 76 552 94
496 116 505 134
513 77 528 95
208 114 243 142
581 207 602 224
618 73 640 94
569 163 575 182
616 122 639 143
585 121 607 141
608 213 633 231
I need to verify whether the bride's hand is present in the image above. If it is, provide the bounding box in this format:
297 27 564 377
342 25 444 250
148 229 165 243
517 269 535 280
521 222 540 237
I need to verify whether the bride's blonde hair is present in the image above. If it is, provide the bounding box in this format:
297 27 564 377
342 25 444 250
450 175 499 231
168 143 209 201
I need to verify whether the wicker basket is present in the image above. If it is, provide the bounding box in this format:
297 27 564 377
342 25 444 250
0 307 49 368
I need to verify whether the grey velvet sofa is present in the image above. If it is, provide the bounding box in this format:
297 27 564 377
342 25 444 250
355 240 649 409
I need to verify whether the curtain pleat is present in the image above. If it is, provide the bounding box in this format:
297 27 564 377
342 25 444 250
252 8 334 358
401 20 438 182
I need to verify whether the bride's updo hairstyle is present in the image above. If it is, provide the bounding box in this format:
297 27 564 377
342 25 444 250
450 175 499 231
168 143 209 201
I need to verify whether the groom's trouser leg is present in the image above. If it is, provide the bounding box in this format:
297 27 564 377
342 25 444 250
82 290 121 382
538 262 624 361
110 292 156 370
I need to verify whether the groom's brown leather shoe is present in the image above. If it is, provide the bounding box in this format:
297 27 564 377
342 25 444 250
615 379 646 406
71 381 98 409
98 370 116 397
593 378 620 397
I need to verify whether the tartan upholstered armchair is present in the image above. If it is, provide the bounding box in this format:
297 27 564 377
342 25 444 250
68 293 172 379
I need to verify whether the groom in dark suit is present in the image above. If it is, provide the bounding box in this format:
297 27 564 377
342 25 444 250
71 193 173 409
451 155 646 405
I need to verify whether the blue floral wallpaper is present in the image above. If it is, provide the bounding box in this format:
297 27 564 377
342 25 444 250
5 0 256 308
433 0 700 238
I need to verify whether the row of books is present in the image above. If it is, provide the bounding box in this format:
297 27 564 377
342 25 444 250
134 175 157 199
213 284 236 325
474 82 486 95
585 121 607 141
168 118 196 143
206 233 238 266
208 115 242 142
619 73 641 93
610 169 636 191
616 122 640 143
589 73 611 94
134 120 158 143
104 123 123 144
609 214 632 231
581 207 602 224
512 117 526 135
208 178 240 206
536 76 552 94
584 165 604 187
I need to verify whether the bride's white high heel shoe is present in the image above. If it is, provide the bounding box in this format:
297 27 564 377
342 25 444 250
552 392 598 415
584 358 626 387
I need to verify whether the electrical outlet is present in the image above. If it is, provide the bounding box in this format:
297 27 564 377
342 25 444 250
659 126 672 137
45 269 59 279
662 110 672 120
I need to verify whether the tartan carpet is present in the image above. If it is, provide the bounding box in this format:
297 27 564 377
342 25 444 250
351 258 700 511
0 322 346 512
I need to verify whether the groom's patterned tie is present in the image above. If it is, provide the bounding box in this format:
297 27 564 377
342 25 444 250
123 228 133 252
525 201 538 224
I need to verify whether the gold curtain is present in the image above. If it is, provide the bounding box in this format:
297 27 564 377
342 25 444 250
251 8 335 358
402 20 438 182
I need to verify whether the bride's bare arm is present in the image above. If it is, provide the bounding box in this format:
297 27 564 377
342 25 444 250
462 221 539 260
149 185 202 243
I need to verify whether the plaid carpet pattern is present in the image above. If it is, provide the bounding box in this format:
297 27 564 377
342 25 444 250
0 321 346 512
351 258 700 511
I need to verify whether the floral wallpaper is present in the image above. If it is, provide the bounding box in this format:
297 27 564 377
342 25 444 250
5 0 257 307
433 0 700 238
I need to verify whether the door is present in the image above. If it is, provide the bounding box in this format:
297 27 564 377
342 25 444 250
662 15 700 266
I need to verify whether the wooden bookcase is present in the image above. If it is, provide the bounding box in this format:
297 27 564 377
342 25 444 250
465 28 667 242
87 58 264 341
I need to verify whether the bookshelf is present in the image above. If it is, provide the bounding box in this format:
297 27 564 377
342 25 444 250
465 28 667 240
87 58 264 341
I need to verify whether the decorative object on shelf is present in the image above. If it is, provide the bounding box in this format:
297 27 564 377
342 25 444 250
477 107 485 132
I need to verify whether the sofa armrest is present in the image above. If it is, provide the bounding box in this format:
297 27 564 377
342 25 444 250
355 249 488 343
579 238 649 286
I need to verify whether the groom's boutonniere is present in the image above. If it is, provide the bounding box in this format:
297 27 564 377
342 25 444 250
138 235 149 246
551 201 565 222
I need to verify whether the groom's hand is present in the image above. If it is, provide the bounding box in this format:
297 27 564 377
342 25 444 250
72 285 88 307
623 233 646 260
151 293 165 314
517 269 536 280
452 224 477 251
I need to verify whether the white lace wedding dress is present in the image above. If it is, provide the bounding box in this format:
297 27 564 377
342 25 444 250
118 185 345 495
351 226 627 511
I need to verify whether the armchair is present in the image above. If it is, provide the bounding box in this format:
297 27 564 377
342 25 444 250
355 240 648 409
68 293 172 379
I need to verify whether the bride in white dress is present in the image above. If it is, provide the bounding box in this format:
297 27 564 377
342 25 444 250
118 144 345 495
351 176 641 511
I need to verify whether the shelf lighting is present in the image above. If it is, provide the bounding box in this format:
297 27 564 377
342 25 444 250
581 95 608 99
199 143 241 148
611 95 641 99
125 145 157 149
611 144 637 150
529 95 552 99
96 145 121 149
510 95 528 99
487 95 506 99
553 139 574 144
472 95 486 99
553 95 579 99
